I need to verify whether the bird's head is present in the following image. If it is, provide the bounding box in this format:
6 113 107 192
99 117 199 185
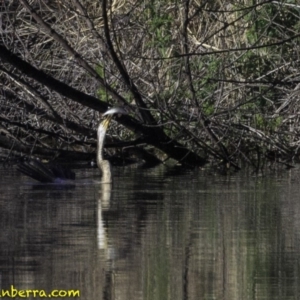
101 107 127 130
102 107 127 117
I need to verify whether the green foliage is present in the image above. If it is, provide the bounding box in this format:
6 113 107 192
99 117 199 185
253 114 282 131
95 65 104 78
192 57 221 116
143 1 173 50
95 64 108 101
246 3 300 42
239 52 269 79
202 101 215 116
240 2 300 80
95 64 114 102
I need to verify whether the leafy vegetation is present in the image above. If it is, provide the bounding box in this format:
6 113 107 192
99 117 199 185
1 0 300 172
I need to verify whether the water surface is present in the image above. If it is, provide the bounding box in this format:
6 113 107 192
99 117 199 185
0 165 300 300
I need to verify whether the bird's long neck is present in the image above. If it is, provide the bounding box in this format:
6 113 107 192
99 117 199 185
97 115 113 183
97 124 105 166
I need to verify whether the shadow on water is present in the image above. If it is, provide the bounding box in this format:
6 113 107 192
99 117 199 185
1 165 300 299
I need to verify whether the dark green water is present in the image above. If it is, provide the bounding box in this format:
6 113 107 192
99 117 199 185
1 165 300 300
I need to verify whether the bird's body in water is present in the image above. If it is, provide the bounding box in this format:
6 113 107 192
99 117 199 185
17 107 127 184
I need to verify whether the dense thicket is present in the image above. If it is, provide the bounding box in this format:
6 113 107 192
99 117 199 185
1 0 300 172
